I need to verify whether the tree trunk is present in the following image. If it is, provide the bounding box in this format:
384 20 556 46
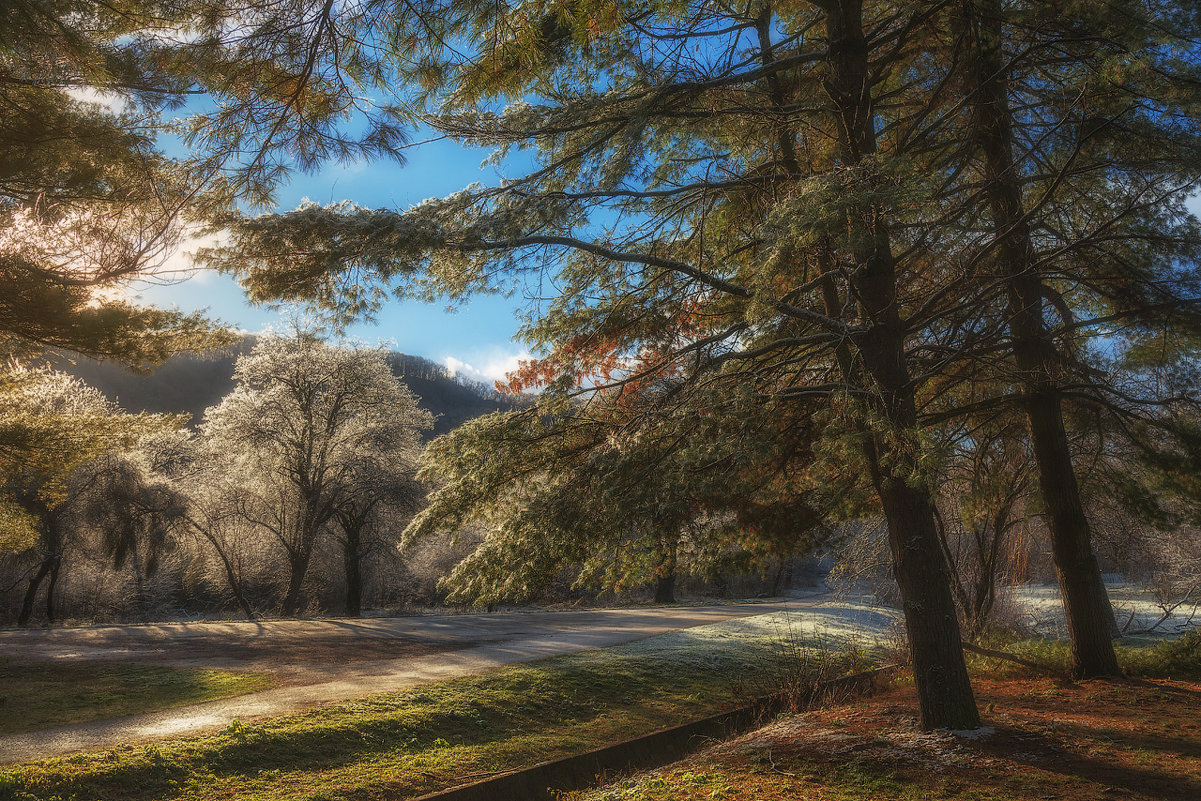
824 0 980 731
192 523 256 620
654 573 676 604
44 553 61 623
131 539 147 615
878 476 982 729
343 525 363 617
17 555 55 627
214 543 255 620
963 0 1120 677
1028 391 1123 672
280 550 311 617
771 558 794 596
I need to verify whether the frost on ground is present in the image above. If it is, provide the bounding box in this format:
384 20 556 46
1006 582 1200 639
608 600 901 674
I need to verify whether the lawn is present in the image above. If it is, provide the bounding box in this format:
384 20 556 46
0 659 274 736
0 607 886 801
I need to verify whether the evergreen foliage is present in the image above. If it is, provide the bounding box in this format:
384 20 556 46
193 1 1201 727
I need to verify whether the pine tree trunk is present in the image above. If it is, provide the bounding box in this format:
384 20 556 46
1027 391 1123 674
824 0 980 731
877 477 982 729
962 0 1120 677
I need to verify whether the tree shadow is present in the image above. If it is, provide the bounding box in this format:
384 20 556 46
973 722 1201 801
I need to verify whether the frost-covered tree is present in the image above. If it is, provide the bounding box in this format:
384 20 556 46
334 445 427 617
408 380 837 608
201 331 431 616
0 368 180 624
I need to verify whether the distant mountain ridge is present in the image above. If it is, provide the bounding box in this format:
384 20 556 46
54 338 523 436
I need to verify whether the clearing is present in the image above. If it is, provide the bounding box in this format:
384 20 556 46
0 604 894 800
0 600 822 763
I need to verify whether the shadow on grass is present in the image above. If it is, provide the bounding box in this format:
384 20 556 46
975 723 1201 801
0 660 272 736
7 651 740 800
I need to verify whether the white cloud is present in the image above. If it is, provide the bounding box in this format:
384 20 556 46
138 229 232 294
442 349 532 384
64 86 132 115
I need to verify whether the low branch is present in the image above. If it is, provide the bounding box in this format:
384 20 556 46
961 641 1064 675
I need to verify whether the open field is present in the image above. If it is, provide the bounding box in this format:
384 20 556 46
1008 583 1200 639
0 605 892 800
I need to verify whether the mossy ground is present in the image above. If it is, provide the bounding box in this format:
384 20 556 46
0 659 274 736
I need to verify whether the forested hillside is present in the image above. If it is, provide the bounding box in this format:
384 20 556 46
53 339 521 436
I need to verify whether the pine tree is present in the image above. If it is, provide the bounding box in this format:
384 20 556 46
1 0 416 364
205 0 1201 728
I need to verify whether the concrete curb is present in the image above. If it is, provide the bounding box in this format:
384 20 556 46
411 664 900 801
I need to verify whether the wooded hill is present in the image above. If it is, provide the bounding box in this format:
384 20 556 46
52 338 521 436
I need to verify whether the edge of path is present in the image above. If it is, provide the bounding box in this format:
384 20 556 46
0 600 805 765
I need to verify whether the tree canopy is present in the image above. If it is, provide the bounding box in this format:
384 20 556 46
187 0 1201 729
1 0 427 365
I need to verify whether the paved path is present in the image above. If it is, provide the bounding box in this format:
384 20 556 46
0 602 797 764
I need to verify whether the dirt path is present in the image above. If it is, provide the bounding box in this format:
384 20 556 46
0 601 799 764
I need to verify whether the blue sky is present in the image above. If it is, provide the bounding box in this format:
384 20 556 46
135 134 538 384
133 120 1201 386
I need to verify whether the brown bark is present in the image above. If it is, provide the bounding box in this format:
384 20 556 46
962 0 1120 677
824 0 979 730
280 548 312 617
44 554 61 623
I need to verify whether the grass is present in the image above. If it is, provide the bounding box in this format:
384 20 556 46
966 628 1201 679
0 659 274 736
0 610 884 801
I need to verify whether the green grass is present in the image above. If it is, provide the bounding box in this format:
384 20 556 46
0 612 879 801
0 659 275 736
967 628 1201 678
